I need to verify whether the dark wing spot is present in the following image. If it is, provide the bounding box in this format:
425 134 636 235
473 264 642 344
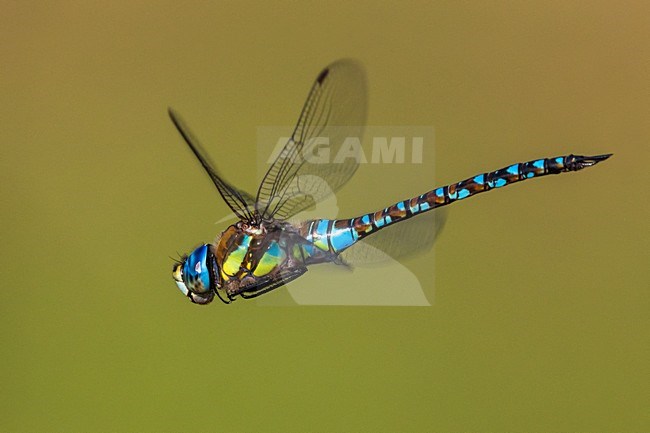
316 68 330 84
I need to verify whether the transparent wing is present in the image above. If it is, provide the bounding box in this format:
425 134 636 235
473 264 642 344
169 108 256 222
255 59 368 221
341 209 448 265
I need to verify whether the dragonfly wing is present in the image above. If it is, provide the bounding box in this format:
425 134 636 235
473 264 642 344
341 209 448 265
255 59 368 220
169 108 257 221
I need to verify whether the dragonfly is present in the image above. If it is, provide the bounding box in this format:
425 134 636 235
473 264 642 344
170 59 612 305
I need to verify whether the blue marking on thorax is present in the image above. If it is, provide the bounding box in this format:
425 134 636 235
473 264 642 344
239 235 251 249
266 241 282 258
302 244 315 256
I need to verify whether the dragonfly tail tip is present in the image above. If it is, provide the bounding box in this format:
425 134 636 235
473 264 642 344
572 153 613 170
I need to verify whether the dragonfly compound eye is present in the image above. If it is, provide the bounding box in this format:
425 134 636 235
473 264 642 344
172 244 218 305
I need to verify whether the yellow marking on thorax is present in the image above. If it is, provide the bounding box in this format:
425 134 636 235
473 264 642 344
221 234 252 277
252 240 286 277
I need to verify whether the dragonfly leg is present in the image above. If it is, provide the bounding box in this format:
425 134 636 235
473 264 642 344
238 267 308 299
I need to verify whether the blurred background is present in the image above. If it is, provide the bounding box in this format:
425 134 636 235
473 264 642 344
1 1 648 432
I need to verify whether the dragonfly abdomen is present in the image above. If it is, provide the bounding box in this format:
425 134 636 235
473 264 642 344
303 154 612 256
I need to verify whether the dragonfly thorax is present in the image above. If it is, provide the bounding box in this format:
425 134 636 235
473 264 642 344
173 220 315 304
215 221 297 294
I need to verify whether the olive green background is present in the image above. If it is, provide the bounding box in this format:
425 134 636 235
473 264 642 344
1 1 648 432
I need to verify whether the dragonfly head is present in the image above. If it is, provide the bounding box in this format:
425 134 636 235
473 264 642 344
172 244 223 305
